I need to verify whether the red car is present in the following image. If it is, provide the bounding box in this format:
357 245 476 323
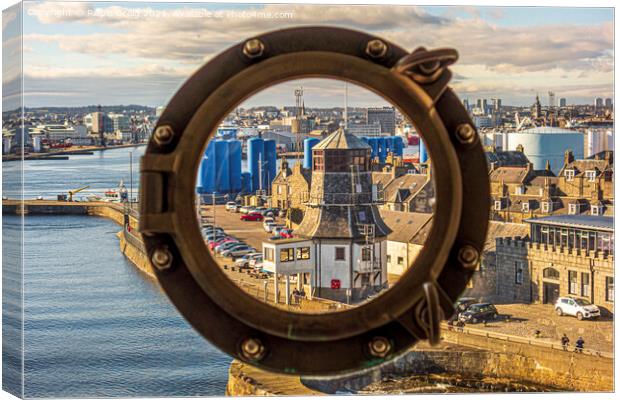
280 229 294 239
209 237 237 250
240 212 263 222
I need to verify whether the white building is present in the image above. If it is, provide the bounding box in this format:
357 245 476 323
261 129 391 303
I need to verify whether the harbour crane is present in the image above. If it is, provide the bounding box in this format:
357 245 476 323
57 186 90 202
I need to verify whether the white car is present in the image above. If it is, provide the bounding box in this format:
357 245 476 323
239 205 255 214
222 246 256 258
555 297 601 320
235 253 263 269
225 201 238 212
263 221 278 233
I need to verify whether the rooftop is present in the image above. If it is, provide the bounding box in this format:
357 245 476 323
524 215 613 231
313 128 371 150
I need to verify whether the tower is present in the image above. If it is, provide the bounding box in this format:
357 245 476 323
294 87 304 152
295 128 391 302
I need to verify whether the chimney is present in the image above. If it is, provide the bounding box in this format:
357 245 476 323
516 144 524 153
545 159 551 172
564 150 574 166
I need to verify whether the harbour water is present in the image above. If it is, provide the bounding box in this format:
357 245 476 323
3 147 232 397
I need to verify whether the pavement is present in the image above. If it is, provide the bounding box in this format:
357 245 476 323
458 303 613 353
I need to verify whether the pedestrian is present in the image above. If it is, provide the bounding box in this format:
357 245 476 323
292 288 300 305
300 287 306 299
561 333 570 351
575 336 584 353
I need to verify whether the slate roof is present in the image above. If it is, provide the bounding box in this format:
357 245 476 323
313 128 371 150
485 150 530 168
380 210 433 243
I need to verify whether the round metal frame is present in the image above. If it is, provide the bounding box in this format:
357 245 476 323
139 26 490 376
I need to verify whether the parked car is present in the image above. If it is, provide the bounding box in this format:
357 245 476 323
209 237 238 250
260 208 279 217
458 303 499 324
206 233 227 242
456 297 478 313
253 207 268 214
235 253 263 269
239 205 255 214
241 212 264 222
280 229 294 239
222 245 256 258
215 241 246 253
225 201 238 212
555 297 600 320
263 221 278 233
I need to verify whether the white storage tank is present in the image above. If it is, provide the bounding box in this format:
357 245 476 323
504 127 584 173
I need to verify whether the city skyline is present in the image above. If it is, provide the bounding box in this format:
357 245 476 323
2 2 614 109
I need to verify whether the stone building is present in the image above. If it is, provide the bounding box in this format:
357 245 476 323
490 150 614 223
262 129 390 303
495 215 614 314
270 158 311 226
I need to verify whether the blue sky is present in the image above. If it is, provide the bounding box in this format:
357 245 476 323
2 2 614 109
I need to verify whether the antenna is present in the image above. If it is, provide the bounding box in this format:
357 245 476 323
294 86 304 159
344 81 348 130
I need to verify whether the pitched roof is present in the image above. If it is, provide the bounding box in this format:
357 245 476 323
313 128 371 150
380 210 433 243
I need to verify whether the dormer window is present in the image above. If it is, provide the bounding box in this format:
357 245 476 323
522 202 530 212
585 170 597 182
591 205 603 216
515 185 525 195
564 169 575 181
568 203 580 215
494 200 502 211
541 201 551 213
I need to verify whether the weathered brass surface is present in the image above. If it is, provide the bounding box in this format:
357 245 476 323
139 26 490 376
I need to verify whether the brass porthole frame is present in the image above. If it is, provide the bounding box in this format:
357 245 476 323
139 26 490 376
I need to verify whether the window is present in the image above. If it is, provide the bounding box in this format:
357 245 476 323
522 202 529 212
568 270 578 294
280 248 294 262
564 169 575 181
585 170 597 182
277 186 283 195
494 200 502 211
361 247 372 261
541 201 550 213
568 203 579 215
515 261 524 284
397 257 404 265
264 248 274 262
543 267 560 280
335 247 346 261
606 276 614 302
358 211 366 222
581 272 590 297
387 255 392 263
591 205 600 216
296 247 310 260
515 185 524 195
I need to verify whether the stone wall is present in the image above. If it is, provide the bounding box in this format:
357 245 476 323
496 237 614 313
117 230 155 279
442 329 613 392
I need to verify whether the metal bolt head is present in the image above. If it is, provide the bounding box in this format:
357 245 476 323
368 336 391 358
151 245 173 271
455 123 476 145
243 39 265 59
458 245 479 270
419 60 440 75
366 39 388 58
240 337 266 361
153 125 174 146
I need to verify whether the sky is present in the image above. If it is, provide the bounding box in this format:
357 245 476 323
1 2 614 109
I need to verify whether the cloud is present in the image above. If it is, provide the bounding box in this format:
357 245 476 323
17 3 614 106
